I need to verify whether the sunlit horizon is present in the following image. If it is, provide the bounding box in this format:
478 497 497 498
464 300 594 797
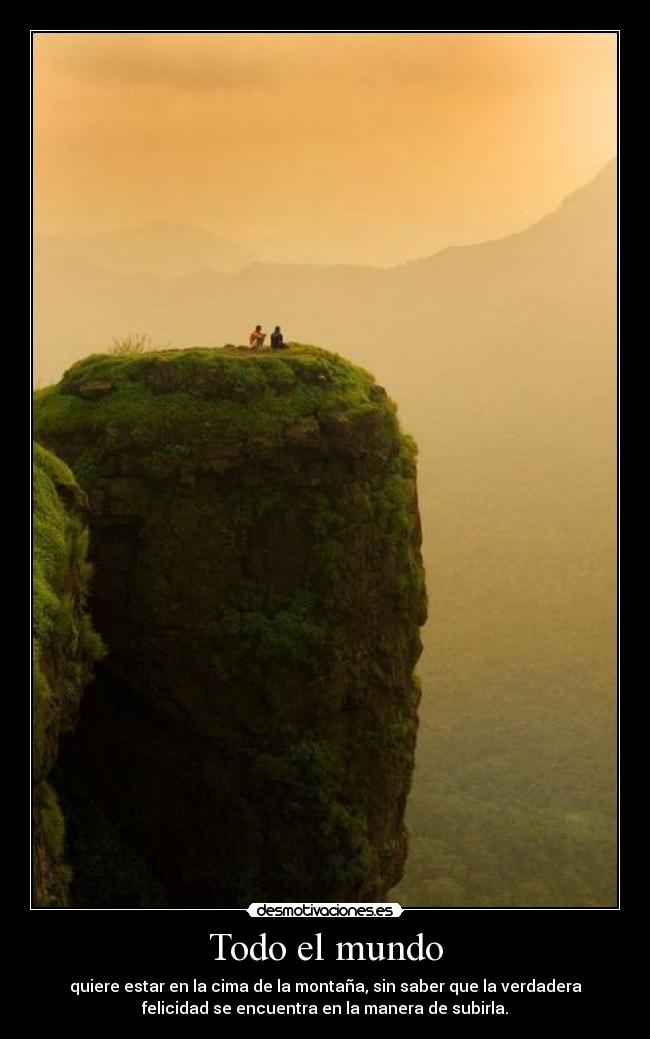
34 32 617 266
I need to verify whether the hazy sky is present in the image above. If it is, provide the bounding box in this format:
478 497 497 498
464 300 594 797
34 32 617 265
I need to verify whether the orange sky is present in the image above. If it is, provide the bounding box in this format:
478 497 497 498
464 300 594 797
33 32 617 265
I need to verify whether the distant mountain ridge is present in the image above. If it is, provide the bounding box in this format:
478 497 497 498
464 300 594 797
37 220 253 280
35 160 616 387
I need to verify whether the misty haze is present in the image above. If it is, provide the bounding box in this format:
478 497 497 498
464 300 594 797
35 157 616 907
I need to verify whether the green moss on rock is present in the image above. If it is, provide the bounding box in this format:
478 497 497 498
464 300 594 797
35 345 427 905
33 443 105 906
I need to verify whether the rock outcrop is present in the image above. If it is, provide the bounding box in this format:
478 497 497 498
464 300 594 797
35 344 427 906
33 444 104 906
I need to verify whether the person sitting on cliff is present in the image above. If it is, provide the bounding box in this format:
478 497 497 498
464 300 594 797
270 326 287 350
249 325 266 349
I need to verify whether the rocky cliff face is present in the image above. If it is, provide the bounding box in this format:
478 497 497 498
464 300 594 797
35 345 427 906
33 444 104 906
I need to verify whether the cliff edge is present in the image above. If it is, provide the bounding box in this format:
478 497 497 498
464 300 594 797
33 443 104 905
35 344 427 906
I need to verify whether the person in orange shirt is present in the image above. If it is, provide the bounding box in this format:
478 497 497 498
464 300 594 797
249 325 266 349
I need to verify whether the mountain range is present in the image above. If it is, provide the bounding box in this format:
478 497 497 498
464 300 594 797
36 220 252 286
35 161 615 393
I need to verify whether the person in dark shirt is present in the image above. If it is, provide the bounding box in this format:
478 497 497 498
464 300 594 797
270 326 287 350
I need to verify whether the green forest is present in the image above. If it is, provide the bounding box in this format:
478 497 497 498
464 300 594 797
394 664 616 906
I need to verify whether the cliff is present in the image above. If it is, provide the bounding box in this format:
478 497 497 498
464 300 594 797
35 344 427 906
33 444 104 906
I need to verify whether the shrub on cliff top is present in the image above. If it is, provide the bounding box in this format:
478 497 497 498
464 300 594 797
109 333 170 356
